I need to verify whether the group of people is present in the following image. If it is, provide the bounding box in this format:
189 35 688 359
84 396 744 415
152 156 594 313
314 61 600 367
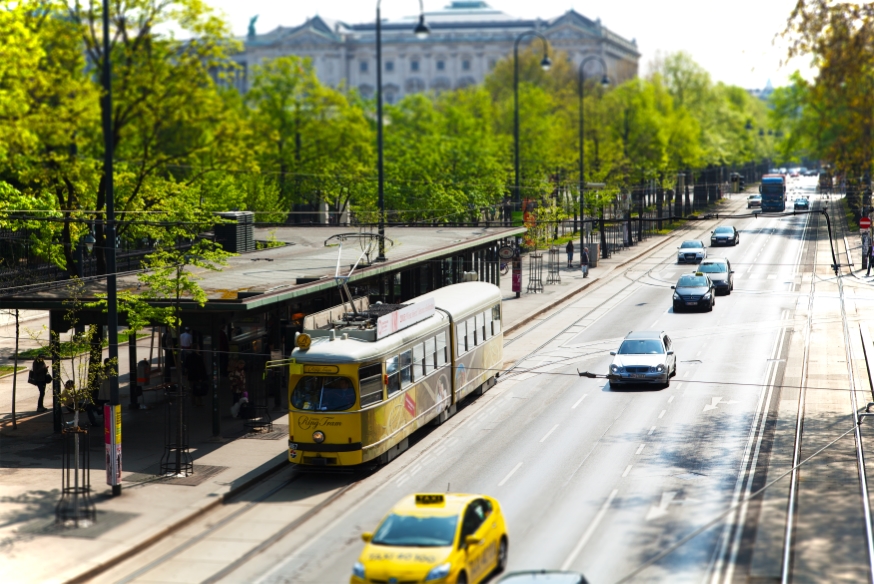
565 241 591 278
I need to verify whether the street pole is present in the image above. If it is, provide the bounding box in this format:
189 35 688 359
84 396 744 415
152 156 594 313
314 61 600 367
577 55 609 266
513 31 552 222
375 0 429 262
102 0 121 497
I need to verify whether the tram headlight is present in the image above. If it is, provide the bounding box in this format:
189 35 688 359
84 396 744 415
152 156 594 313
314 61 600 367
352 561 365 579
312 430 326 443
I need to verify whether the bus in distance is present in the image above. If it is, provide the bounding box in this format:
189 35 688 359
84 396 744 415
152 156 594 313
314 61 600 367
759 174 786 212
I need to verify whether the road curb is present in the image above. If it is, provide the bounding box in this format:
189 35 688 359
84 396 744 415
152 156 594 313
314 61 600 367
63 453 289 584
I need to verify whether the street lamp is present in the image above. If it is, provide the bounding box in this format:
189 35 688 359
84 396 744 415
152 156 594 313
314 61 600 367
513 31 551 220
375 0 429 262
83 233 96 253
577 55 610 259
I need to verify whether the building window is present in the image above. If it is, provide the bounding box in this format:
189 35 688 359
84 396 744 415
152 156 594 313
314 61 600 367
488 58 497 70
385 60 394 72
411 60 420 72
360 61 368 73
436 60 445 71
462 59 471 71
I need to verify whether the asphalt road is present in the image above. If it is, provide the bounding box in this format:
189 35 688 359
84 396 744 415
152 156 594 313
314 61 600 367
98 182 837 584
221 191 813 584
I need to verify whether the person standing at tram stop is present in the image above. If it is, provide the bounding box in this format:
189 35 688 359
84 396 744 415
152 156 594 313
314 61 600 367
179 327 193 370
580 247 590 278
565 240 574 268
229 359 247 404
28 355 51 412
185 347 209 407
867 241 874 277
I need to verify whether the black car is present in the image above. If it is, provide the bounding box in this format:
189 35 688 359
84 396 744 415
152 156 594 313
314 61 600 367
698 258 733 295
794 198 810 210
672 273 716 312
710 225 739 246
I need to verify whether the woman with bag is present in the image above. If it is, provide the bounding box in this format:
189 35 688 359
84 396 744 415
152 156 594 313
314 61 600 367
28 356 51 412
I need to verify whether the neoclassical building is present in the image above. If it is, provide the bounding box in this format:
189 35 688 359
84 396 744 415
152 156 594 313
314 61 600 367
233 1 640 100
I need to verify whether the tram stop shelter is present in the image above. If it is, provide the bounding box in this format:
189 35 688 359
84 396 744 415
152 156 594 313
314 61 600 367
0 225 523 437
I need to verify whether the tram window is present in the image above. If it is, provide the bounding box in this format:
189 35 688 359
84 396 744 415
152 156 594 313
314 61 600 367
456 322 466 355
467 317 476 347
413 343 426 380
424 337 436 374
436 331 447 366
484 309 492 340
359 362 384 407
387 355 401 396
492 304 501 335
291 376 356 411
400 350 413 388
475 313 484 344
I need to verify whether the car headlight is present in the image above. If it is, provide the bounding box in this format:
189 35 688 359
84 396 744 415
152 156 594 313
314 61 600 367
673 293 680 300
655 364 666 373
352 561 365 579
702 292 712 300
610 364 621 374
426 563 452 581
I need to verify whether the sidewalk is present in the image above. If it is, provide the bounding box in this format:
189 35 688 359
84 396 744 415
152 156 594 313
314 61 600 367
0 205 735 584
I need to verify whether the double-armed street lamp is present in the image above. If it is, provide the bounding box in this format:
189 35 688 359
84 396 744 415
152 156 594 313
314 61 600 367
577 55 610 259
513 31 552 221
375 0 430 261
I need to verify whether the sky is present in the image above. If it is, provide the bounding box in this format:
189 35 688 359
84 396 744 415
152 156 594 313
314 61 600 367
204 0 811 89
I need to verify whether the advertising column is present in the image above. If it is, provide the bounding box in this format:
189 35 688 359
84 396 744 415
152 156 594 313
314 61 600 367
104 404 121 487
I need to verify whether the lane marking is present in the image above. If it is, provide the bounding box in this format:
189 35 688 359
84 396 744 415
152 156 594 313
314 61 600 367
561 489 619 570
668 396 675 404
539 424 559 443
622 465 632 478
658 410 666 419
648 426 656 435
572 395 588 409
498 462 523 487
636 444 646 455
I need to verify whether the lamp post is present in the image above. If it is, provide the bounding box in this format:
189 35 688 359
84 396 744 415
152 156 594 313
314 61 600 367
577 55 610 260
513 31 551 220
375 0 429 262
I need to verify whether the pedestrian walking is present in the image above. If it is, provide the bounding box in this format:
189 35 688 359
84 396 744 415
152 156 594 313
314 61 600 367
867 243 874 277
580 247 590 278
28 356 51 412
565 240 574 268
229 360 246 404
185 347 209 407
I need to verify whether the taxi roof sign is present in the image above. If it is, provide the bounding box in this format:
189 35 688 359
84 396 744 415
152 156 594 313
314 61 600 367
415 494 445 506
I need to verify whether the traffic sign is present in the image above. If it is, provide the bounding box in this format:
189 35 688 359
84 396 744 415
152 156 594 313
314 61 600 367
861 217 871 229
498 246 515 260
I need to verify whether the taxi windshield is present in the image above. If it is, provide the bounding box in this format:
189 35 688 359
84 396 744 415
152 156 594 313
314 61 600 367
677 275 708 287
372 514 458 547
698 263 727 273
680 241 702 249
618 339 664 354
291 376 356 411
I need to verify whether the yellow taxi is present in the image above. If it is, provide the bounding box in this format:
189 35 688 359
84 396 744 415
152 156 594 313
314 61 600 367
352 493 509 584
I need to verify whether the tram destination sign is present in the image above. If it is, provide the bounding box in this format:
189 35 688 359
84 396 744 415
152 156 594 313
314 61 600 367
377 298 437 340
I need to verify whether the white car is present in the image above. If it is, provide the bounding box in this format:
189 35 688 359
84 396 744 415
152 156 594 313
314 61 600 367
609 331 676 388
677 240 706 263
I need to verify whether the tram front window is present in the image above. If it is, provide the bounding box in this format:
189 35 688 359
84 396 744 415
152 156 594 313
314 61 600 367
291 376 356 411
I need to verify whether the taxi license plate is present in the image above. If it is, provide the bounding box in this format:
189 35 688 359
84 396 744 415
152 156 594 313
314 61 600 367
630 374 647 379
686 301 698 306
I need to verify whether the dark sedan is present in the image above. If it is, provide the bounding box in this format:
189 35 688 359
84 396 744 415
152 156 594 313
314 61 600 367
698 258 734 295
794 197 810 210
672 273 716 312
710 225 739 246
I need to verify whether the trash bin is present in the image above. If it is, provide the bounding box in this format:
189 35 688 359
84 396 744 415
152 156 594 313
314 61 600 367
589 243 599 268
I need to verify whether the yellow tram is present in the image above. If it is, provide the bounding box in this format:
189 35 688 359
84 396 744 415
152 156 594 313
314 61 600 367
286 282 503 466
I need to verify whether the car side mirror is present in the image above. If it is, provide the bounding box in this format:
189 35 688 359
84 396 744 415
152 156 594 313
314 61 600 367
465 535 482 546
670 286 675 289
710 230 714 234
667 350 674 355
730 270 735 274
361 532 373 543
610 351 616 356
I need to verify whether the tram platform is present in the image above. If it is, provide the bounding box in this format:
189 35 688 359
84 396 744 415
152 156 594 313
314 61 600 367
0 225 684 584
